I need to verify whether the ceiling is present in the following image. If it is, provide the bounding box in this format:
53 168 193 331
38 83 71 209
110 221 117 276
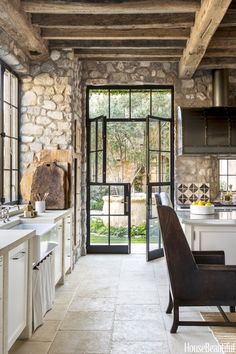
1 0 236 78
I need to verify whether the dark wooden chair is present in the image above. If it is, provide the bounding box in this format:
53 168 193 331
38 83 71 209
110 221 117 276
157 205 236 333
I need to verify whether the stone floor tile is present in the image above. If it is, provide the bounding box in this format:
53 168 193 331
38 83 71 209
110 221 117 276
44 304 69 321
117 290 159 305
30 320 60 342
9 340 51 354
111 341 170 354
115 304 161 321
69 297 115 312
48 330 111 354
60 311 114 331
113 320 166 342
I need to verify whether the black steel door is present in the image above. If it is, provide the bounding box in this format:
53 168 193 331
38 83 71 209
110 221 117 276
146 115 174 261
87 115 131 253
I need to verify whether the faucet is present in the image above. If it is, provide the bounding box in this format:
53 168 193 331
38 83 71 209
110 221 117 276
1 208 8 223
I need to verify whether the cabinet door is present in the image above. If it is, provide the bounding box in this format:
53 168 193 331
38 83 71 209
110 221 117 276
64 215 72 273
8 242 28 349
55 220 63 285
0 256 2 354
182 108 206 148
206 108 228 146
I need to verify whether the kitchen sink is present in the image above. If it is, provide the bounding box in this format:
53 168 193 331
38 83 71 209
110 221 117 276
10 223 55 236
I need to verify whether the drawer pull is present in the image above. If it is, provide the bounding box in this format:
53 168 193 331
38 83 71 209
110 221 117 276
11 251 26 260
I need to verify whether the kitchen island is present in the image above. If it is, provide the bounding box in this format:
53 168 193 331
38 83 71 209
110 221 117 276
177 210 236 265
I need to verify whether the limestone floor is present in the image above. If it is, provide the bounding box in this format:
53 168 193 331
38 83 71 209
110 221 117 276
10 254 222 354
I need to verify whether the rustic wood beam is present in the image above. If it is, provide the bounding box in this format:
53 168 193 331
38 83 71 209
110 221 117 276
205 48 236 57
76 56 179 62
74 48 183 57
42 27 190 40
32 13 195 29
179 0 232 78
200 57 236 70
22 0 200 14
49 39 186 49
0 0 48 57
210 38 236 48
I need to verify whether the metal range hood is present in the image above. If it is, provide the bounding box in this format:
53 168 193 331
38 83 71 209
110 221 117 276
212 69 228 107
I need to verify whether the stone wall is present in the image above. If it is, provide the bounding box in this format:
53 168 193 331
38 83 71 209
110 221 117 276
81 60 219 199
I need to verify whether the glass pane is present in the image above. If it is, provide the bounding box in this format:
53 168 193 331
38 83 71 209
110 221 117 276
110 185 125 215
149 120 159 150
89 89 108 119
97 151 103 183
11 107 18 138
219 159 227 175
11 75 18 107
110 218 128 245
90 216 108 245
12 170 18 201
228 176 236 191
3 137 11 170
110 89 129 118
3 71 10 103
149 152 159 183
90 152 96 182
131 89 150 118
3 170 10 203
228 160 236 175
12 139 18 170
161 121 170 151
4 103 10 136
152 89 172 118
160 152 170 182
219 175 227 191
149 218 160 251
90 185 108 215
97 120 103 150
90 121 96 151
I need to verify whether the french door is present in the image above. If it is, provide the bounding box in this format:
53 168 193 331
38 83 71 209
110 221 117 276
146 115 174 261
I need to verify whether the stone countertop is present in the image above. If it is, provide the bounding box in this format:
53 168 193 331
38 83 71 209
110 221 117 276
22 209 71 224
176 210 236 225
0 229 35 255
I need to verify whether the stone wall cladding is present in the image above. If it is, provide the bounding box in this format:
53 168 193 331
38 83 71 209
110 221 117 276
20 50 77 173
0 29 29 74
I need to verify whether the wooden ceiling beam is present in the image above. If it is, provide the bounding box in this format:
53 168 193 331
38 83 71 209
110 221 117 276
49 39 186 49
42 27 190 40
205 48 236 57
200 57 236 70
76 56 179 62
210 38 236 48
0 0 48 57
214 28 236 39
220 10 236 27
31 13 195 29
22 0 200 14
74 48 183 57
179 0 232 79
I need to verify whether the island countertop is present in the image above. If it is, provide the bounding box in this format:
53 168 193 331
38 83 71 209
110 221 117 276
176 210 236 225
0 229 35 255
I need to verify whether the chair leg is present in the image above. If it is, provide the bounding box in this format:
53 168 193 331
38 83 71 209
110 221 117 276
170 302 179 333
166 290 173 314
230 306 235 313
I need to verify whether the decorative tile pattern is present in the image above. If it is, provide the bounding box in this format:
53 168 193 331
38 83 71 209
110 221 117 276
177 183 210 205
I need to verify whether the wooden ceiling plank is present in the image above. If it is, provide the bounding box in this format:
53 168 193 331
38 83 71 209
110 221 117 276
179 0 232 78
76 56 179 62
42 27 190 40
22 0 200 14
0 0 48 56
200 57 236 69
74 48 183 57
210 38 236 48
31 13 195 29
49 39 186 49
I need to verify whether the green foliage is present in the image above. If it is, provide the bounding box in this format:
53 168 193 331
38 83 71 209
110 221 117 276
90 219 146 239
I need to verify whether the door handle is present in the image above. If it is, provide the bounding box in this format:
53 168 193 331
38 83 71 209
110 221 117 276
124 195 129 214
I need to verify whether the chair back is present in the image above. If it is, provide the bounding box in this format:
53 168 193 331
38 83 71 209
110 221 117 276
157 205 198 299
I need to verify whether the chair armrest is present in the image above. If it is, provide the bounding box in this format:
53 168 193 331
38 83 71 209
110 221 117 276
198 264 236 271
192 250 225 265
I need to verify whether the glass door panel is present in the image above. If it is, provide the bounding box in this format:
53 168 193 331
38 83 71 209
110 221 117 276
146 115 173 261
89 115 105 184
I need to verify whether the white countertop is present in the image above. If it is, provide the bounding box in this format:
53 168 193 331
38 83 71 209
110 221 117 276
0 209 71 255
0 229 35 255
177 210 236 225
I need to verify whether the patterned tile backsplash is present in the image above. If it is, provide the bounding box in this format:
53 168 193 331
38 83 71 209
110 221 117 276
177 183 210 205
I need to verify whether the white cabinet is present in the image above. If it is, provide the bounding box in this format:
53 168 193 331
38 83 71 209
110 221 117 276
8 242 28 349
55 220 63 285
64 214 72 274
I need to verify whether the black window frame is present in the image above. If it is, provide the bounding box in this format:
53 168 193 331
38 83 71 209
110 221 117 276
219 159 236 192
0 60 20 205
